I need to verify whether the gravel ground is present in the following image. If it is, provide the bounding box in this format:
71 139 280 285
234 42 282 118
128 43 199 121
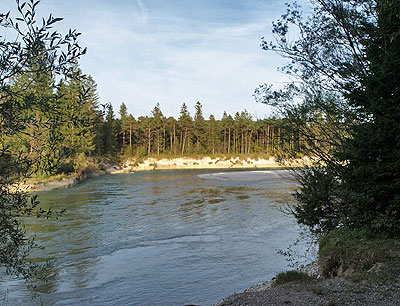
214 276 400 306
213 262 400 306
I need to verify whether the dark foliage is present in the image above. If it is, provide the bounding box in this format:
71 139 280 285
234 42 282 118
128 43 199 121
259 0 400 237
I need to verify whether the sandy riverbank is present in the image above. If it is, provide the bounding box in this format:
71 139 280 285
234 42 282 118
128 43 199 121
21 168 113 192
20 156 313 192
119 156 313 172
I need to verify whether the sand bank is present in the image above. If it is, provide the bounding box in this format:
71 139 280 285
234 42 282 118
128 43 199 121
19 156 313 191
21 169 111 192
120 156 313 172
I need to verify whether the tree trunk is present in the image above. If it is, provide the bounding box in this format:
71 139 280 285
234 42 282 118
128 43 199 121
224 127 226 153
123 130 125 147
248 131 252 153
233 129 236 154
173 123 176 154
278 127 281 151
148 127 151 155
170 130 173 153
299 132 302 153
181 127 187 155
180 131 183 152
241 129 244 154
163 128 166 153
129 124 132 154
228 128 231 154
157 132 160 155
245 131 248 154
257 131 259 147
271 127 274 154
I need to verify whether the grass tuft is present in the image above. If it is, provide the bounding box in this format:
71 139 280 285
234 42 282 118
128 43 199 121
273 270 312 286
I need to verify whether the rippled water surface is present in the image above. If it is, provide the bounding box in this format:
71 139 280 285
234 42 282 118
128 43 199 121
1 169 306 306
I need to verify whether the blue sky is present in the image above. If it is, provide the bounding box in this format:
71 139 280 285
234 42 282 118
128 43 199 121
3 0 302 119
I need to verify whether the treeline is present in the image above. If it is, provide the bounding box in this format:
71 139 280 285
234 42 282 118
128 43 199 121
101 101 305 158
5 59 307 177
5 61 311 178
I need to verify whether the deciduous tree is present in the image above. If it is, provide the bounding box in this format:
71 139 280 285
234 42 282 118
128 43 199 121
0 0 86 278
257 0 400 237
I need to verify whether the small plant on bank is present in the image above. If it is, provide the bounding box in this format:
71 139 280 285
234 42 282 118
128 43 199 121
273 270 312 286
149 162 158 170
311 286 324 296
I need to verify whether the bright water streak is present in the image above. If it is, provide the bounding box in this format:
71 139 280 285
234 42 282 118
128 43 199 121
1 169 307 306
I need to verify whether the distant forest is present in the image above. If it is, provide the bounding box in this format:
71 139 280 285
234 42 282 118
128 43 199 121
111 101 303 158
6 61 311 176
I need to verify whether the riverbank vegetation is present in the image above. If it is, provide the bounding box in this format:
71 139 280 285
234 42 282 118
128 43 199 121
218 229 400 305
249 0 400 298
0 0 88 279
261 0 400 236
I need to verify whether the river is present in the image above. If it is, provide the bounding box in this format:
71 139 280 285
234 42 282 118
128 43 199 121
1 169 309 306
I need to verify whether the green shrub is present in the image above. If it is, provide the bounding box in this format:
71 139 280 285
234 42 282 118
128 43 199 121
273 270 312 286
73 152 88 173
136 147 147 159
58 161 74 174
293 166 343 236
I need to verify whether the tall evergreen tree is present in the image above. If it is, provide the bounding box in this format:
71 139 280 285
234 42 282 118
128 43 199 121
57 62 99 161
178 103 192 154
9 58 60 175
119 102 129 152
103 103 118 155
127 114 137 155
193 101 207 153
151 103 165 155
208 115 218 154
167 116 178 154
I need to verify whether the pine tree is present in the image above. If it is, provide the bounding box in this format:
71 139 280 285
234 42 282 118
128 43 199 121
151 103 165 155
119 102 129 153
57 62 99 161
9 61 60 175
193 101 207 153
103 103 118 155
208 115 218 154
178 103 192 154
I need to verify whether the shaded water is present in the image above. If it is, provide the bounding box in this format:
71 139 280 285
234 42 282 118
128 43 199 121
1 169 307 306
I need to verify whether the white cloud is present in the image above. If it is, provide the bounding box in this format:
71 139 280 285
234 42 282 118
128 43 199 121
2 0 292 119
136 0 149 25
93 25 288 119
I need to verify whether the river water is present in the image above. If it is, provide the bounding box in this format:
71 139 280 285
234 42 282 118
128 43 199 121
1 169 308 306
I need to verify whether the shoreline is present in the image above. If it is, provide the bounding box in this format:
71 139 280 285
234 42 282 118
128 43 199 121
21 156 313 192
119 156 312 172
20 169 108 193
213 261 321 306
